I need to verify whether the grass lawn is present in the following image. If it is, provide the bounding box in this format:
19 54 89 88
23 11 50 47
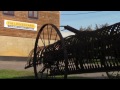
0 69 91 79
0 69 112 79
0 69 35 79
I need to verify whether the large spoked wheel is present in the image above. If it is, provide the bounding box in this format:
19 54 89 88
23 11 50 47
33 24 68 79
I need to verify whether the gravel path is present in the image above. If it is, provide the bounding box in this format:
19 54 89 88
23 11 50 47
0 60 33 71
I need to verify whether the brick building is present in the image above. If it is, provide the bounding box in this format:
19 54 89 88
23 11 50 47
0 11 60 60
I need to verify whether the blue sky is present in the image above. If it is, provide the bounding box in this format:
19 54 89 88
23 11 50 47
60 11 120 37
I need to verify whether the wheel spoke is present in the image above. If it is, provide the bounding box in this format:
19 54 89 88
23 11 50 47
49 26 53 45
39 35 45 47
47 25 50 45
42 29 45 46
54 33 58 43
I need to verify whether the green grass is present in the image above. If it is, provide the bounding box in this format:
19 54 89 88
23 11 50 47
0 69 34 79
0 69 110 79
0 69 92 79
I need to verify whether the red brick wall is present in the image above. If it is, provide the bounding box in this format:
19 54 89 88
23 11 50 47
0 11 60 39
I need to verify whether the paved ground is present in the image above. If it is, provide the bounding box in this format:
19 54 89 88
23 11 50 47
0 60 33 71
0 60 108 79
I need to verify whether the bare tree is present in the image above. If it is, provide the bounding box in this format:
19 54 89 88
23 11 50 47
79 23 109 31
95 23 109 30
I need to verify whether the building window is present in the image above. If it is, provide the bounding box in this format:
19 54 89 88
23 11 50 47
28 11 38 19
3 11 14 15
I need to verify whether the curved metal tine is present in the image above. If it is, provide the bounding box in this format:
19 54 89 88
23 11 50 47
49 68 53 79
52 67 57 79
40 72 43 79
116 71 120 78
46 68 49 79
111 71 114 75
106 72 111 79
38 68 43 79
46 69 48 79
53 74 56 79
117 71 120 75
115 71 119 76
51 73 55 79
38 66 46 79
49 67 55 79
107 71 118 79
107 72 114 79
